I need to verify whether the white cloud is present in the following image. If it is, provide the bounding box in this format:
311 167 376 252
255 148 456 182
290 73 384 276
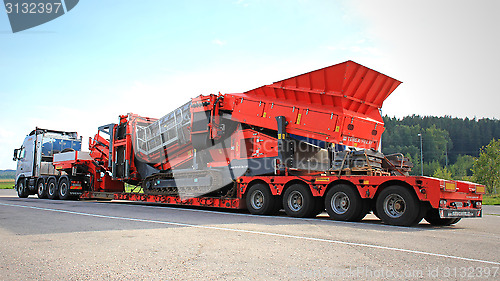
212 39 226 46
235 0 250 7
346 0 500 119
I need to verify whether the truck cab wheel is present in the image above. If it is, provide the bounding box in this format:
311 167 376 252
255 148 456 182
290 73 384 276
47 178 58 200
37 180 48 199
17 178 28 198
58 177 71 200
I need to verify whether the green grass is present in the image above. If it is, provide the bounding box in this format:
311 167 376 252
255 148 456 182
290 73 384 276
0 179 15 189
0 180 143 192
124 183 143 193
483 193 500 205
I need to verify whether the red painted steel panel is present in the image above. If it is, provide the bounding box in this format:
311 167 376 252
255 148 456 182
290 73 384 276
226 61 402 149
244 61 401 120
296 109 338 136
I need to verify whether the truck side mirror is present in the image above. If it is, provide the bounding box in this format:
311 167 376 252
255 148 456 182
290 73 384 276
13 148 19 161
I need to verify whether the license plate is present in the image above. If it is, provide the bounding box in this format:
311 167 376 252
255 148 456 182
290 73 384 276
439 208 482 218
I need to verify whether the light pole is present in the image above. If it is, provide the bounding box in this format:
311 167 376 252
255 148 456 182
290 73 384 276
418 133 423 176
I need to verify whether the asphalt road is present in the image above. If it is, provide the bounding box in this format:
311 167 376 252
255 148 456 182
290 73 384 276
1 189 499 280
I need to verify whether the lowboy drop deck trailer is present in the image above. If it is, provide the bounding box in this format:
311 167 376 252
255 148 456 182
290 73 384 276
13 61 484 226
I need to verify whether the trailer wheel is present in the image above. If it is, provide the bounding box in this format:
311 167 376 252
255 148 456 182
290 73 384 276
37 180 48 199
47 178 58 200
376 186 421 226
353 199 371 221
283 184 316 218
313 197 325 216
372 205 380 219
424 209 461 226
246 183 279 215
16 178 28 198
325 184 363 221
58 177 71 200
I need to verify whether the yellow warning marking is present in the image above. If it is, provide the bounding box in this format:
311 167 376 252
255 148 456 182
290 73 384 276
296 113 302 125
315 177 330 182
335 126 340 132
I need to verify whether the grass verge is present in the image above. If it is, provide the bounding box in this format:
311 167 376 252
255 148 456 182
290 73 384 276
124 183 143 193
0 180 142 192
483 193 500 205
0 179 15 189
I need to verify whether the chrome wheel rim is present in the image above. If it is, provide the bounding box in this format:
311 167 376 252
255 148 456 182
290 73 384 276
48 182 55 196
38 182 44 195
331 191 349 214
288 191 303 212
60 182 68 197
383 194 406 218
18 181 24 196
250 190 264 210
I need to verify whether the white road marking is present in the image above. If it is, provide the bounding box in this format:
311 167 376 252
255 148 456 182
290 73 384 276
1 201 499 266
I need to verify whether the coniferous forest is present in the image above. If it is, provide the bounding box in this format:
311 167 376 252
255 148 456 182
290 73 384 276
382 115 500 182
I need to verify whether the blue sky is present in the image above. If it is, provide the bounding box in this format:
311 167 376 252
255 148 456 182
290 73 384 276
1 0 499 169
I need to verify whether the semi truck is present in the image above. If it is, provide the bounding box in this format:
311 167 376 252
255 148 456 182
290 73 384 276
12 61 484 226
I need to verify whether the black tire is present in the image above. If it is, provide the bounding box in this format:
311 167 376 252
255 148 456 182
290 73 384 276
17 178 28 198
47 177 58 200
37 179 48 199
245 183 279 215
58 177 71 200
375 185 421 226
412 202 428 225
283 184 316 218
313 197 325 216
324 184 364 221
424 209 462 226
371 203 380 219
352 199 371 221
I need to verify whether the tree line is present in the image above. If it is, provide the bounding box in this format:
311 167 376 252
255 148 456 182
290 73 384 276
0 170 15 179
382 115 500 193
